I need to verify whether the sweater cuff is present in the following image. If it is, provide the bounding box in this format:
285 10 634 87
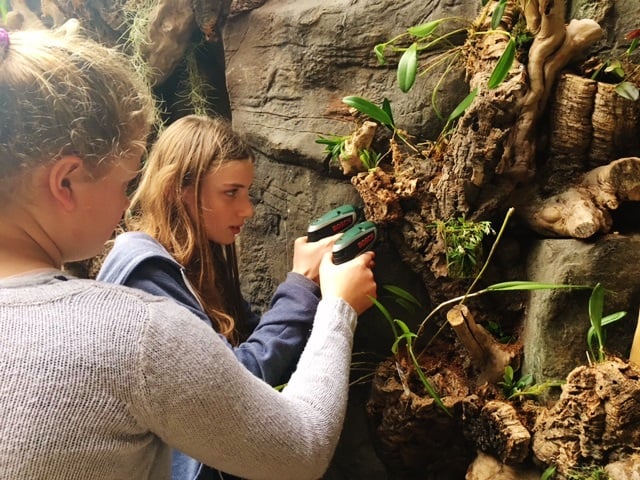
285 272 321 297
316 296 358 334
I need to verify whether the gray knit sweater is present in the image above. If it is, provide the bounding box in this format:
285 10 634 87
0 270 357 480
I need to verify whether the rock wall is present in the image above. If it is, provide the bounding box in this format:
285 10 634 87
222 1 640 478
224 0 479 309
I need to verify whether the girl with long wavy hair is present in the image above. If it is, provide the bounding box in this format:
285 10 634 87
98 114 345 480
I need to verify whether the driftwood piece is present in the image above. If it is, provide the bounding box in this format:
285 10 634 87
447 304 517 385
339 121 377 176
464 400 531 465
545 73 640 190
499 5 603 180
142 0 197 85
518 157 640 238
532 358 640 475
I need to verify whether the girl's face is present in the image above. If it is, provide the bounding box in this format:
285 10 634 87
184 159 254 245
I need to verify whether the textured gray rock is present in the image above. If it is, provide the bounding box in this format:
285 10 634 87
224 0 479 309
522 235 640 385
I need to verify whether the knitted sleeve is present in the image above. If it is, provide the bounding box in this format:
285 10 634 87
122 259 319 387
131 296 357 480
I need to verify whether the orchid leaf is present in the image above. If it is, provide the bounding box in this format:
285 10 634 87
343 96 395 129
488 37 515 89
398 43 418 93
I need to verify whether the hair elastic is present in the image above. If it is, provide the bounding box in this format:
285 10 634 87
0 28 9 60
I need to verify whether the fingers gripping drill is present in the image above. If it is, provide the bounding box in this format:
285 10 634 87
307 204 378 264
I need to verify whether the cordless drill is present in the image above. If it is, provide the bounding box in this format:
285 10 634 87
307 204 378 264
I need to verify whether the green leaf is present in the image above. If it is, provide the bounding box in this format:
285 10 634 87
374 44 387 65
407 20 443 38
398 43 418 93
601 311 627 326
383 285 422 308
447 88 478 122
491 0 508 30
488 37 516 89
615 81 639 101
541 465 557 480
605 60 625 79
394 319 415 338
627 38 639 55
589 283 604 331
394 297 419 314
486 281 590 291
342 96 395 129
370 296 399 341
503 365 514 384
381 98 395 126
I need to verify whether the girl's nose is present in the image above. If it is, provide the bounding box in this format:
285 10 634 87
241 195 254 218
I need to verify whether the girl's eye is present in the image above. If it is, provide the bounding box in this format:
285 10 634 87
225 189 238 198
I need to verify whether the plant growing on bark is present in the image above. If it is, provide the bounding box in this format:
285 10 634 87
373 6 532 110
541 466 557 480
499 365 563 400
566 466 610 480
371 286 452 416
181 43 215 116
586 283 627 364
315 95 416 174
434 215 494 279
588 28 640 101
315 134 349 163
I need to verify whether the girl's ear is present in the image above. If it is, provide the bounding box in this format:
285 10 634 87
48 155 84 212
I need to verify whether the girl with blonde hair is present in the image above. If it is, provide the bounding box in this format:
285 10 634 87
0 26 377 480
98 115 353 480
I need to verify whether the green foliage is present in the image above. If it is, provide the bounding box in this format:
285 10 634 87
499 365 532 398
490 0 508 30
488 37 516 89
435 216 494 279
439 88 478 138
371 287 451 416
121 0 164 129
587 283 627 364
398 42 419 93
369 5 535 141
541 466 557 480
359 148 382 171
340 96 421 155
566 466 610 480
499 366 564 400
342 96 395 130
183 44 214 116
315 134 349 163
615 81 639 101
414 209 599 341
589 29 640 101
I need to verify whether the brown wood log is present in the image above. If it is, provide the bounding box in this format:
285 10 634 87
464 400 531 465
518 157 640 238
532 358 640 474
447 304 518 385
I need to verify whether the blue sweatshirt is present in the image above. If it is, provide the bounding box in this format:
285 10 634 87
97 232 321 480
